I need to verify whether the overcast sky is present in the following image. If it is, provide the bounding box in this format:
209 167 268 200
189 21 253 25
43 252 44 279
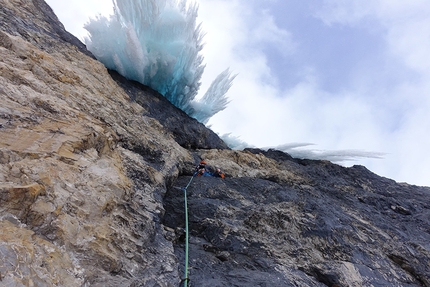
45 0 430 187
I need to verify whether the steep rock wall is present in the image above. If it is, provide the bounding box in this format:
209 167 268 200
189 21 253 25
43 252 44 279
0 1 429 287
165 149 430 286
0 0 193 285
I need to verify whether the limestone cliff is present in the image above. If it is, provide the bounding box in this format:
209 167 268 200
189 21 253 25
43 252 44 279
0 1 429 287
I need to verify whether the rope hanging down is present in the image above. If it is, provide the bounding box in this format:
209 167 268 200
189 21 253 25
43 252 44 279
181 173 196 287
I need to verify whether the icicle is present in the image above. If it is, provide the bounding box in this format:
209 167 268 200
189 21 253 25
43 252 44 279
84 0 234 124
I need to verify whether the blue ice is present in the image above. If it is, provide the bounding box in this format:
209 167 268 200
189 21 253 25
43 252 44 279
84 0 235 124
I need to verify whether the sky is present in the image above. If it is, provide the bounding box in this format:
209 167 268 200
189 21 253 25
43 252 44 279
45 0 430 187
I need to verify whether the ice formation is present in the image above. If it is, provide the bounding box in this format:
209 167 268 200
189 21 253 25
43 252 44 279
264 143 385 162
220 133 252 150
84 0 235 123
220 136 385 162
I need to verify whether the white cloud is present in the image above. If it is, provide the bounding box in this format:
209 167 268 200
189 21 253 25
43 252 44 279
44 0 430 186
316 0 430 74
200 0 430 185
47 0 113 40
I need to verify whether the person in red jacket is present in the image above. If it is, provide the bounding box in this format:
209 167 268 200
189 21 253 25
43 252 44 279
195 160 224 178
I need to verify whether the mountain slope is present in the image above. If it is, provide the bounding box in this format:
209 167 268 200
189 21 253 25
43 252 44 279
0 1 429 286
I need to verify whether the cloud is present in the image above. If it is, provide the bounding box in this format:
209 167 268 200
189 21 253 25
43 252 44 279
45 0 430 186
47 0 113 40
199 0 430 185
316 0 430 74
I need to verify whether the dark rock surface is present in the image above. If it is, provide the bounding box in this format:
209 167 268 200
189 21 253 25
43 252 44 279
164 153 430 287
109 70 229 150
1 1 430 287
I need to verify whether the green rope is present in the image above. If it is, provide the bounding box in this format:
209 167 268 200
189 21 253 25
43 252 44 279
183 187 189 287
182 173 196 287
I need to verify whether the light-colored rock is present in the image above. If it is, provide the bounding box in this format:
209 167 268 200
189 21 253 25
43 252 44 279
197 149 311 184
0 3 191 284
0 220 83 286
1 1 429 286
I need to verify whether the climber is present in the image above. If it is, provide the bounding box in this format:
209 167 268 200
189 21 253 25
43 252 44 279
213 168 225 179
195 160 208 176
195 160 224 178
195 160 214 177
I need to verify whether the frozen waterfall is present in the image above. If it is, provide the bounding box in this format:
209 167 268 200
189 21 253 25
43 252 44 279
84 0 235 124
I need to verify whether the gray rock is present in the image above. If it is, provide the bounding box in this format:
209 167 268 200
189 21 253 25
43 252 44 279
1 1 429 287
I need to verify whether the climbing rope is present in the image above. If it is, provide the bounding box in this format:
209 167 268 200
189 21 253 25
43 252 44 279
181 173 196 287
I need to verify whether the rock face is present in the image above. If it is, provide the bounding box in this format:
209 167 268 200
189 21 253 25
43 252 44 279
165 149 430 286
0 1 429 287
